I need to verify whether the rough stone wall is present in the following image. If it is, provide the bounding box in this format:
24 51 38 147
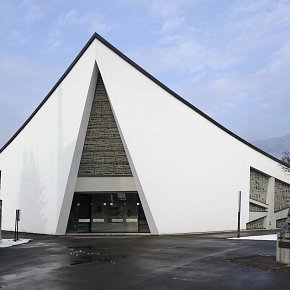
250 169 269 204
246 217 265 229
78 75 132 177
247 169 268 229
248 168 290 230
249 203 266 212
274 180 290 212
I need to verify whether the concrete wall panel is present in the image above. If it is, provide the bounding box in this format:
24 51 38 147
0 42 97 234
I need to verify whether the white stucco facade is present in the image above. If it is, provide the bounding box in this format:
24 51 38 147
0 34 289 235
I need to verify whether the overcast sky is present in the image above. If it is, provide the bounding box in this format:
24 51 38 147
0 0 290 148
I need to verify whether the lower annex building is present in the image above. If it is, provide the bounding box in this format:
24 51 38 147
0 33 290 235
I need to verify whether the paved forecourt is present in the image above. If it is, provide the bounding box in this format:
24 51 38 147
0 230 289 290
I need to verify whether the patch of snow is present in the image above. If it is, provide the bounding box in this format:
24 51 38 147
0 239 31 248
228 234 277 241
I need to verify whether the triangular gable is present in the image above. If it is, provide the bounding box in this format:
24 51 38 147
78 73 132 177
1 32 289 170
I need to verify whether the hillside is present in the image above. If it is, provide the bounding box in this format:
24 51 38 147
252 134 290 160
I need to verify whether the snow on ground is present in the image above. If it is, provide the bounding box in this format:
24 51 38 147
0 239 31 248
228 234 277 241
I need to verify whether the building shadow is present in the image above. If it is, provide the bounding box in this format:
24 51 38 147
18 150 48 233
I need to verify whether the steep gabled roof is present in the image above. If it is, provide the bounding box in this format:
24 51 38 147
0 32 289 169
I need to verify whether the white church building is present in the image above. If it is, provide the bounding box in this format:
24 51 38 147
0 33 290 235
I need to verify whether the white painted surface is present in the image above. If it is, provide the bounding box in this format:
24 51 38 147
75 177 137 192
249 212 267 221
0 42 97 234
275 208 289 220
265 177 275 229
55 62 99 235
0 37 290 235
94 38 290 234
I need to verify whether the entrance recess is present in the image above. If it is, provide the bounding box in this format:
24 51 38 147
66 192 150 233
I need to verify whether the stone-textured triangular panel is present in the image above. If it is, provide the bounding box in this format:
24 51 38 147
78 74 132 177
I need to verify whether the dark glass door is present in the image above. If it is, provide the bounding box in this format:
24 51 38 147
124 193 138 232
107 193 125 232
67 192 149 233
91 194 107 232
67 194 91 233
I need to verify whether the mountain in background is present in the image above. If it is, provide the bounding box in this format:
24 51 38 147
252 134 290 160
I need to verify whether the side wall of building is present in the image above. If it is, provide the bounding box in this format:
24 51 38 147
0 42 97 234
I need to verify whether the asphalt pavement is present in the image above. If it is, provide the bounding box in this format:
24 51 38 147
0 230 289 290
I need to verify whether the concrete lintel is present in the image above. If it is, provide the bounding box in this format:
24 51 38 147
249 199 268 208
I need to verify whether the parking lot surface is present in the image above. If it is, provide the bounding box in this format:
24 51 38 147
0 230 289 289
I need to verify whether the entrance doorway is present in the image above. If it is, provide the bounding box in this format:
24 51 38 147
66 192 150 233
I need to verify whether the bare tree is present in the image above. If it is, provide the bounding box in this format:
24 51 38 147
281 151 290 172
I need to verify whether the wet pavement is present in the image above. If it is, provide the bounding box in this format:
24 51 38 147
0 230 289 289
